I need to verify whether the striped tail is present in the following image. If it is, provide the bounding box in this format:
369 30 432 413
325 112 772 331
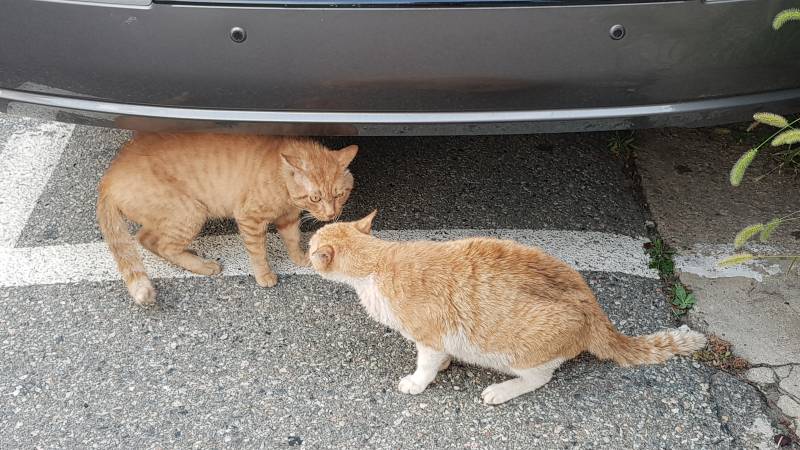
589 321 706 367
96 194 155 305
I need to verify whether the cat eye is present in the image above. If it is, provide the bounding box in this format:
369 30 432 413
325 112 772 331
310 194 321 203
334 192 344 198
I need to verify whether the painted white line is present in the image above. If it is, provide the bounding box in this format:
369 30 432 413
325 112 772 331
0 119 74 247
675 243 783 282
0 229 657 288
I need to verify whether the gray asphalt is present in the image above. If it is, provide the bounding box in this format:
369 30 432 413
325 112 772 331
17 128 646 247
0 115 779 448
0 274 752 449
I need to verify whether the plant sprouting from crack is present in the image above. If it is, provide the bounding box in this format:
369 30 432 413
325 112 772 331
644 238 675 278
671 283 697 317
608 131 638 160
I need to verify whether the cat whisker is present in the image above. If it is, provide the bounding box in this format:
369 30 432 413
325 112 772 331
300 214 316 227
333 204 348 223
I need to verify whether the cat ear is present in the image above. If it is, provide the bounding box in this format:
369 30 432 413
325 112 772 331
311 245 334 268
281 153 306 173
353 210 377 235
335 145 358 169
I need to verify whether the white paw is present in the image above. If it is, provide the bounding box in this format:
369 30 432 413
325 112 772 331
129 279 155 306
481 383 517 405
398 375 427 395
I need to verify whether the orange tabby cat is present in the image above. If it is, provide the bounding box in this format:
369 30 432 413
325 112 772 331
97 133 357 306
309 212 707 405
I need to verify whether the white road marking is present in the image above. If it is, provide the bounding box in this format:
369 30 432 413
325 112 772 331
0 119 74 247
0 116 657 288
0 229 657 288
674 243 783 282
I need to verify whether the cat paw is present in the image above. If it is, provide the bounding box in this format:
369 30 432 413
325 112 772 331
198 260 222 276
398 375 427 395
129 279 156 306
481 383 518 405
439 356 452 372
290 253 311 267
255 271 278 288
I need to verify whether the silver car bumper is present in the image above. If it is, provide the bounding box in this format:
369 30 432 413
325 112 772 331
3 86 800 135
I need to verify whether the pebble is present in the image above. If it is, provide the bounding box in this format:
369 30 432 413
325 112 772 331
775 366 793 379
776 396 800 418
779 369 800 399
745 367 774 385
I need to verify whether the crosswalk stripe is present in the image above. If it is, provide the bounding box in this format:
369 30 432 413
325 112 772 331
0 119 74 248
0 229 657 288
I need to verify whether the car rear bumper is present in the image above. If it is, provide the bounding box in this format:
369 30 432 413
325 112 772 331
3 86 800 135
2 0 800 135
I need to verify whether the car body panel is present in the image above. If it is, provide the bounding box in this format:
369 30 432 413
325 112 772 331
2 0 799 134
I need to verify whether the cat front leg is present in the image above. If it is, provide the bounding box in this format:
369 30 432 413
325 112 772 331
275 213 309 267
398 343 450 395
236 216 278 287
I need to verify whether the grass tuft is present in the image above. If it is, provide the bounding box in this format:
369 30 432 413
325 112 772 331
753 112 789 128
730 148 759 186
718 253 755 268
773 8 800 30
733 223 764 249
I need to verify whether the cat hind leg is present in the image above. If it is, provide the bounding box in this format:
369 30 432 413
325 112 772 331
481 358 565 405
140 225 221 276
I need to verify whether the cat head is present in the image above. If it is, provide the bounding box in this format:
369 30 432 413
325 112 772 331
281 142 358 222
308 210 377 278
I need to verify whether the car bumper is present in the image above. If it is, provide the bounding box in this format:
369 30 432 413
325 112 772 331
3 86 800 135
2 0 800 135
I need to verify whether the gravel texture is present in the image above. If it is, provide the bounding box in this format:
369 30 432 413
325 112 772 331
0 274 774 449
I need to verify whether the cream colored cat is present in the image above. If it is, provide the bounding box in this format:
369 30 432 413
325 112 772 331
97 133 357 306
309 212 707 405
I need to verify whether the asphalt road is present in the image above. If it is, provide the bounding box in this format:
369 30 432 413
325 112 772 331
0 114 778 448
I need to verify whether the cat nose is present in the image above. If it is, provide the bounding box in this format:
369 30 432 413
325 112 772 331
323 203 335 219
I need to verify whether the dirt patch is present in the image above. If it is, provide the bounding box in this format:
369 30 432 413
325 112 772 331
635 125 800 251
694 334 750 373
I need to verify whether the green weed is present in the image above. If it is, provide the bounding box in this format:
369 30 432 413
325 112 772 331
644 238 675 278
608 131 638 160
671 283 697 316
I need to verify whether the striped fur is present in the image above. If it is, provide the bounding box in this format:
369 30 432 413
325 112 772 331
309 212 707 404
97 133 357 305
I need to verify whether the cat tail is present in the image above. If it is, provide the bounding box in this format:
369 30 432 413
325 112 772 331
588 321 706 367
96 194 155 306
